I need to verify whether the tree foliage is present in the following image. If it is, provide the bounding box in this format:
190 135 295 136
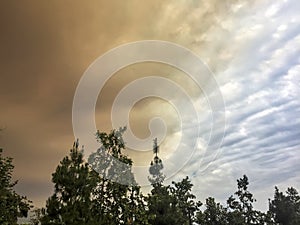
41 128 150 225
147 139 201 225
170 177 202 224
36 129 299 225
89 127 150 224
40 141 98 225
269 186 300 225
196 197 228 225
226 175 266 224
0 148 32 225
197 175 278 225
146 177 201 225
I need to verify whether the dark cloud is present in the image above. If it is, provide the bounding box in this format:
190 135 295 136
1 0 299 213
0 0 232 207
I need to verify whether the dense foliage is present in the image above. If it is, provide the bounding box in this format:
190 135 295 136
269 186 300 225
38 129 300 225
1 129 299 225
40 128 150 225
0 148 32 225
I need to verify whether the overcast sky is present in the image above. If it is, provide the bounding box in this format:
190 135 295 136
1 0 299 211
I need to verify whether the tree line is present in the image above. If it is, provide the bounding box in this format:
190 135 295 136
0 128 299 224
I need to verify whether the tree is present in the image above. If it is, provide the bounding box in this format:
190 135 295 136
147 177 201 225
147 184 179 225
40 140 99 225
146 138 178 225
41 129 150 225
89 127 150 224
269 186 300 225
170 177 202 225
147 140 201 225
196 197 228 225
0 148 32 225
226 175 272 225
29 208 42 225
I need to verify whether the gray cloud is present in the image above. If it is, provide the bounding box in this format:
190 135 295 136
129 0 300 212
0 0 299 212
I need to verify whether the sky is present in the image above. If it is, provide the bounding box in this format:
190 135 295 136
0 0 300 211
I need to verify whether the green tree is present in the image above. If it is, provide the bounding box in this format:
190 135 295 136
29 208 42 225
196 197 228 225
89 127 150 224
147 183 180 225
147 177 201 225
0 148 32 225
40 140 99 225
41 129 149 225
226 175 271 225
170 177 202 225
269 186 300 225
146 139 179 225
147 140 201 225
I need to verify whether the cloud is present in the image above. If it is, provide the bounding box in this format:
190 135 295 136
0 0 299 211
170 0 300 210
111 0 300 211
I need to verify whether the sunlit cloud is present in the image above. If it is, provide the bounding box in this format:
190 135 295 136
0 0 299 211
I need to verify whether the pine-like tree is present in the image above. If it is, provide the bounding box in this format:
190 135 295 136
40 141 98 225
41 129 150 225
147 138 177 225
0 148 32 225
269 186 300 225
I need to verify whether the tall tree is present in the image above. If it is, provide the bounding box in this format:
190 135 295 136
147 184 180 225
226 175 271 225
147 138 179 225
196 197 228 225
88 127 150 225
41 129 149 225
269 186 300 225
29 208 43 225
40 140 99 225
170 177 202 225
0 148 32 225
147 140 201 225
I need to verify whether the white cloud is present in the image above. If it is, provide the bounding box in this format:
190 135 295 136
154 0 300 211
